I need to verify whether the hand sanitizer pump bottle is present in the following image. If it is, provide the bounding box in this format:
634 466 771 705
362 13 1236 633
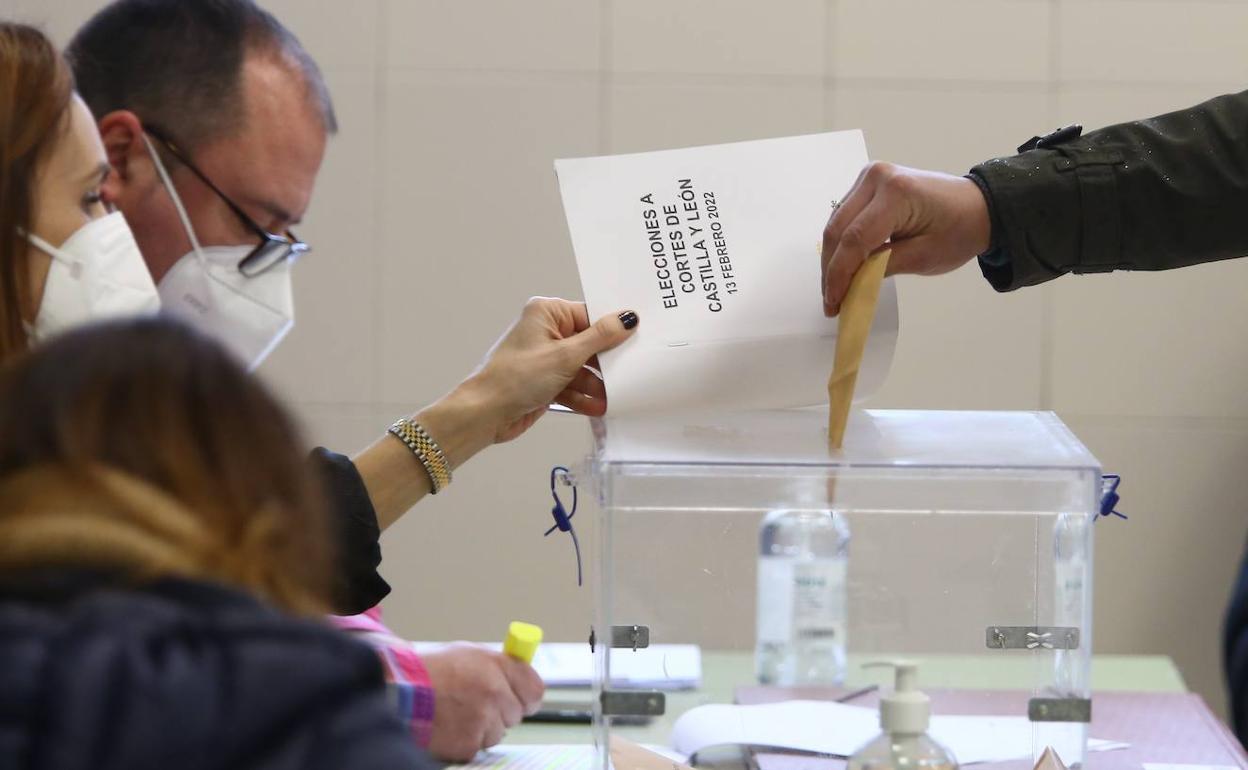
755 486 850 685
848 661 959 770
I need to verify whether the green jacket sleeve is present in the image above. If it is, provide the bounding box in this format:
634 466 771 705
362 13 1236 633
968 89 1248 291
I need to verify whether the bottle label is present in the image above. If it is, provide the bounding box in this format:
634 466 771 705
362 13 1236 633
757 558 847 643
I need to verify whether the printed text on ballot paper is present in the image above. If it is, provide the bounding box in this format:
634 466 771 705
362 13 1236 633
640 179 738 314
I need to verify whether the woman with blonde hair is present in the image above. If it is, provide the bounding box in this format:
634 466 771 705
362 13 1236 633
0 317 431 769
0 24 433 765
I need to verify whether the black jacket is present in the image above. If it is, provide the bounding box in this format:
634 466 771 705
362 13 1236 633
1229 555 1248 743
967 89 1248 743
0 571 435 770
969 89 1248 292
311 448 391 614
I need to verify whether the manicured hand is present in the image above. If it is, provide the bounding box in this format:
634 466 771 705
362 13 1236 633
468 297 638 443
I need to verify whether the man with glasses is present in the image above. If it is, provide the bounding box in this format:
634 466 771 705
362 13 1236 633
138 123 309 366
144 125 310 278
65 0 637 761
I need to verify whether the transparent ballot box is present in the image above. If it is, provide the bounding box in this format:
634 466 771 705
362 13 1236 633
583 409 1099 769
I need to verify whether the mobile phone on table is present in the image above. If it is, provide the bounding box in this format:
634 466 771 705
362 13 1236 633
523 701 652 726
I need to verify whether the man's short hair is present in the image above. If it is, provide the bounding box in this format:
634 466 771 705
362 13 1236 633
67 0 337 150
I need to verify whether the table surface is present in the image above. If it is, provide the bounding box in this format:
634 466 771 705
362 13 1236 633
509 651 1187 747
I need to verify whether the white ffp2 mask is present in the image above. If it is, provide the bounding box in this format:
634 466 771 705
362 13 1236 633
26 211 161 343
157 244 295 368
144 134 295 370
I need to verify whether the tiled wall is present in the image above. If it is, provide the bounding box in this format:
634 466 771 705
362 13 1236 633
10 0 1248 721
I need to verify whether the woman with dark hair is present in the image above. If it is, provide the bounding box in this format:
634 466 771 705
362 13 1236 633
0 317 430 769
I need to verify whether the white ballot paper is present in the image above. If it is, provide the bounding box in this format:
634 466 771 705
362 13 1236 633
555 131 897 417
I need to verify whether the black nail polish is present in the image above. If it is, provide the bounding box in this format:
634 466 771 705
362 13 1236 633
618 311 639 330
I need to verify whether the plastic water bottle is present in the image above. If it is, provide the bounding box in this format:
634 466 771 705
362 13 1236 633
755 505 850 685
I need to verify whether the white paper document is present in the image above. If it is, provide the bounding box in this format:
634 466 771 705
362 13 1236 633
446 744 593 770
555 132 898 417
411 642 701 690
670 701 1128 766
446 744 687 770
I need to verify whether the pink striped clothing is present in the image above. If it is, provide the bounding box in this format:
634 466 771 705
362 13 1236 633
329 606 435 747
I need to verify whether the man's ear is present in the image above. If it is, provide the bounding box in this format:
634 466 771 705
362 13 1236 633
97 110 148 203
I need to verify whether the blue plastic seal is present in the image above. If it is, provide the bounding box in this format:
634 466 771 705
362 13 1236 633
545 466 582 586
1098 474 1127 522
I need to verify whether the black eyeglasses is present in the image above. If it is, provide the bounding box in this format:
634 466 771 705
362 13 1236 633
144 125 309 277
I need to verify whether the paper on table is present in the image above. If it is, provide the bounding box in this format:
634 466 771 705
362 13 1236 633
1143 764 1239 770
411 642 701 689
555 131 897 417
611 737 695 770
445 744 687 770
827 248 891 449
670 701 1128 766
446 744 593 770
671 700 875 759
